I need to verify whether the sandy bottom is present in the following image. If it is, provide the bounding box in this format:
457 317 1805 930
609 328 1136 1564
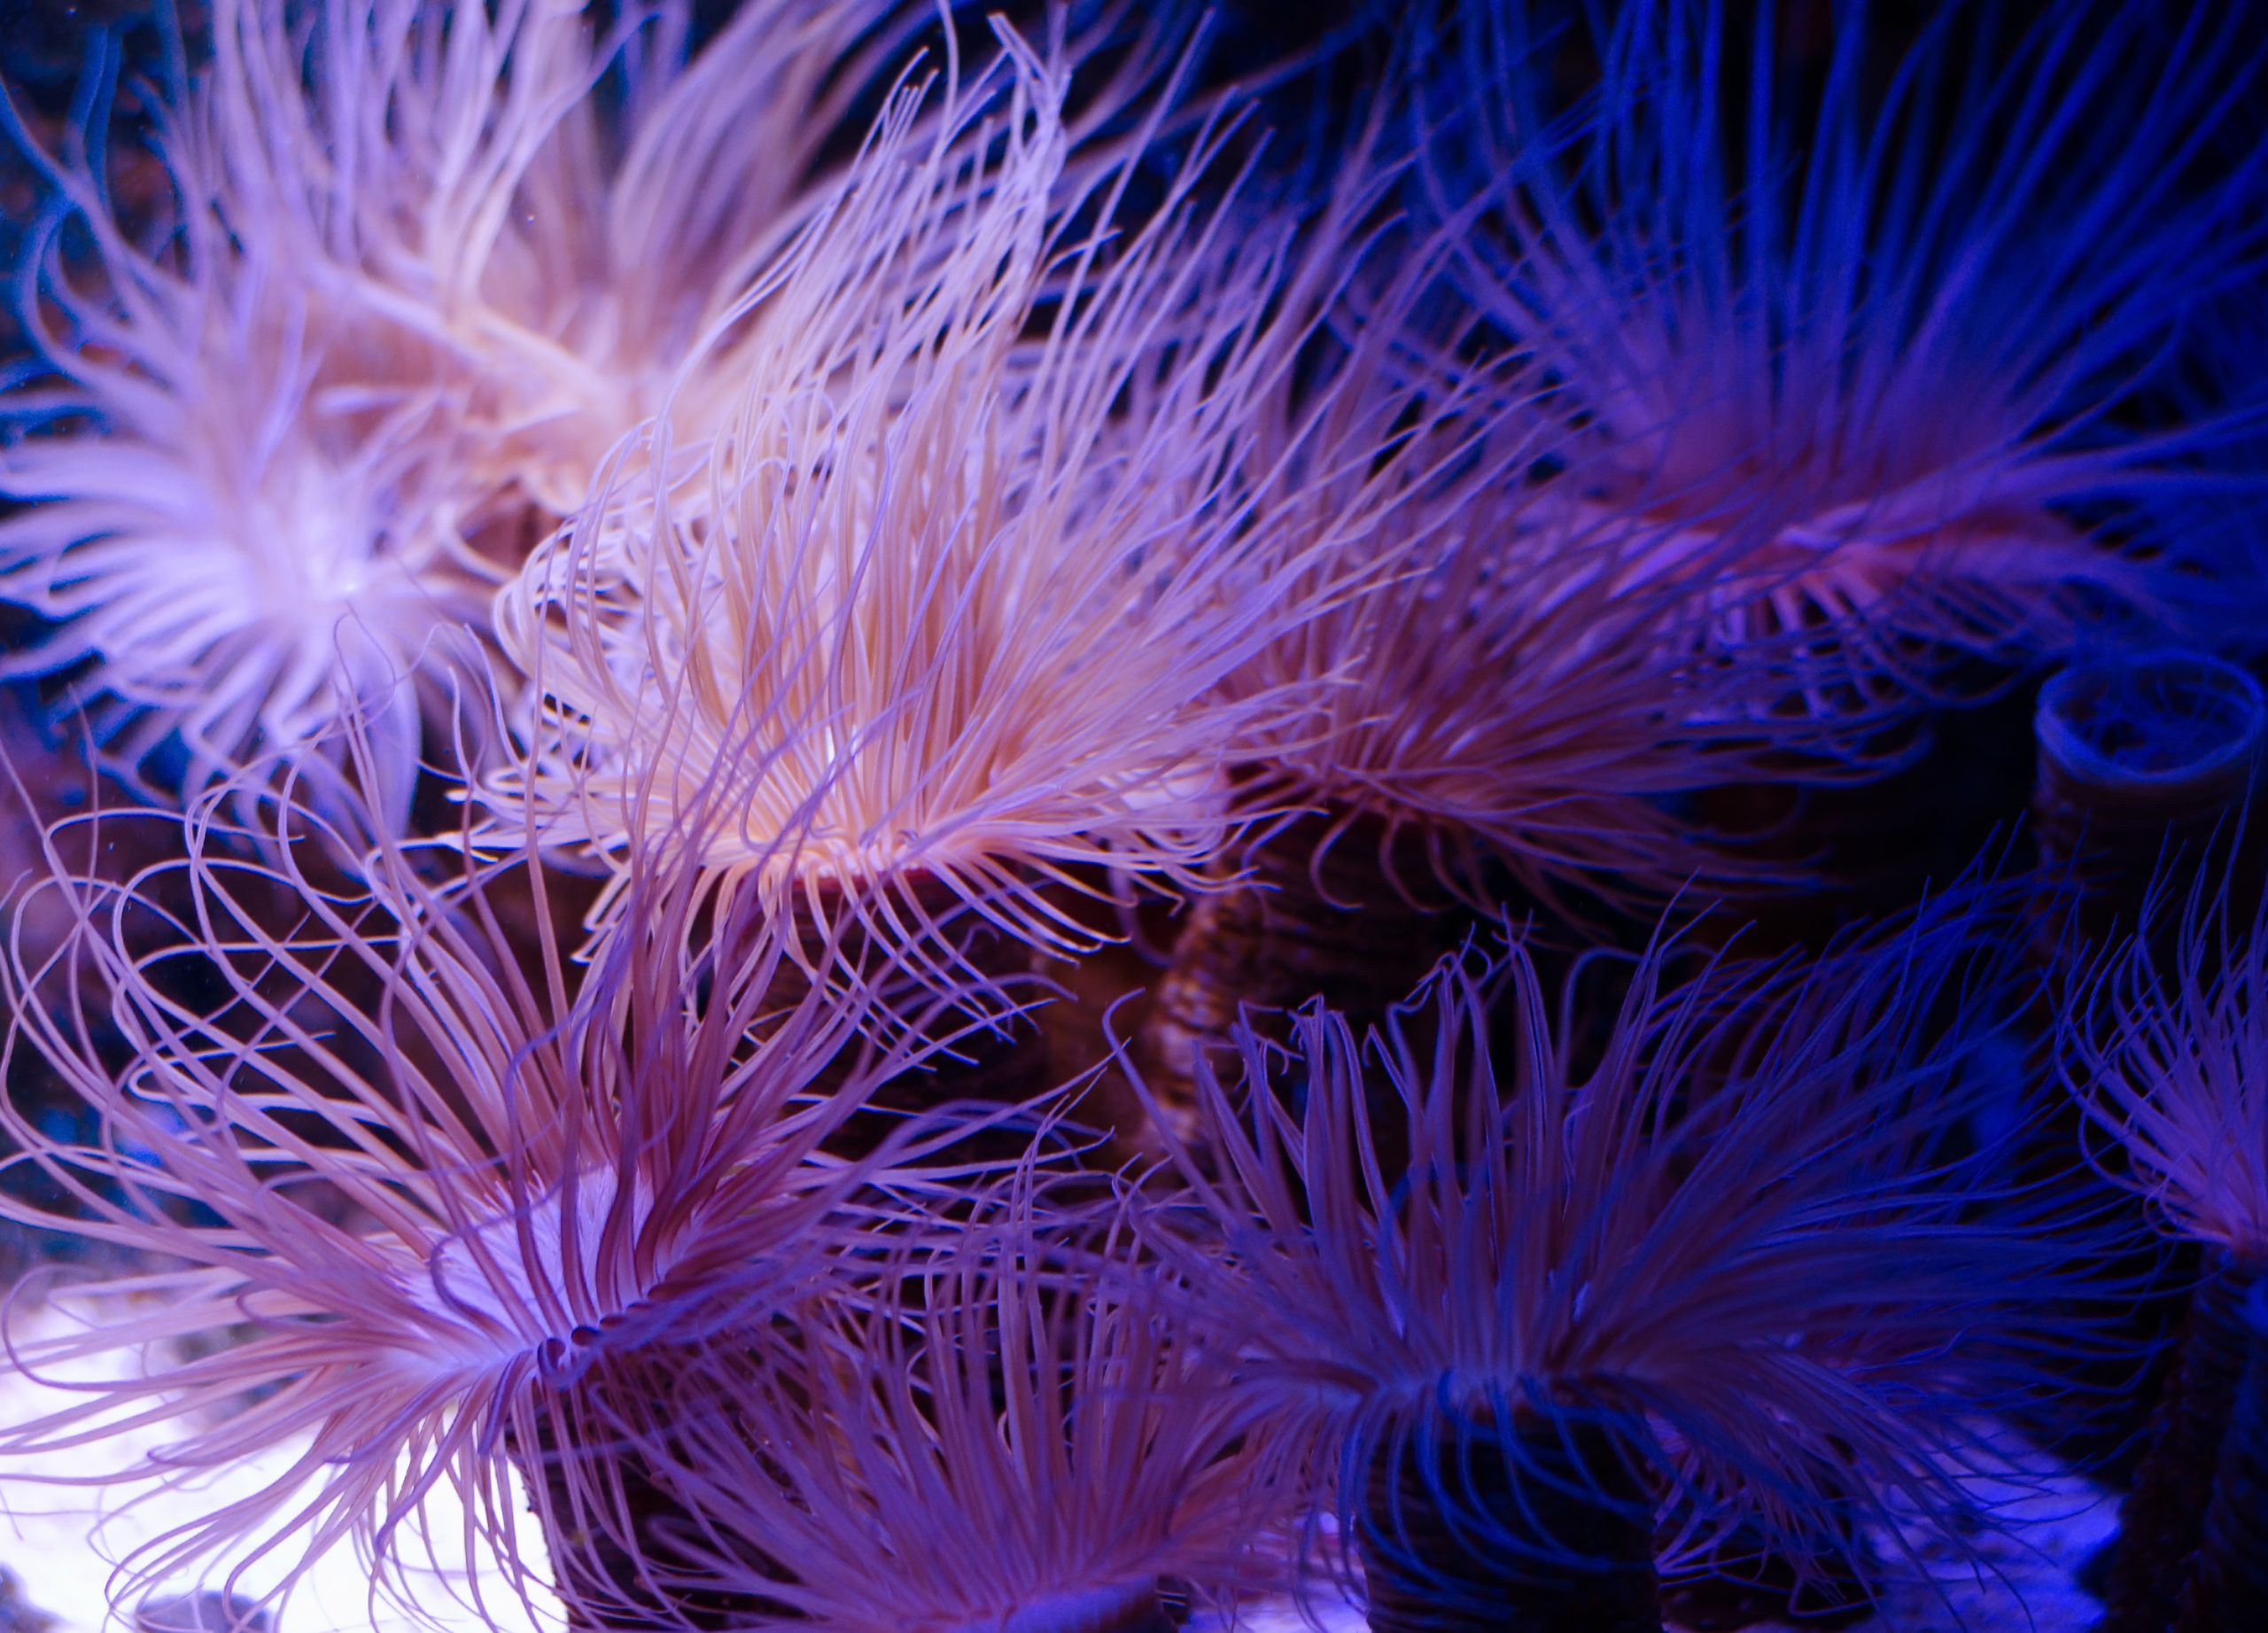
3 1303 2115 1633
0 1300 561 1633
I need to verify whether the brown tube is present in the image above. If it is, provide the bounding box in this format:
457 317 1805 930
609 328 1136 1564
517 1372 799 1631
1358 1406 1661 1633
1135 812 1459 1148
2101 1253 2261 1633
2032 650 2265 959
2173 1276 2268 1633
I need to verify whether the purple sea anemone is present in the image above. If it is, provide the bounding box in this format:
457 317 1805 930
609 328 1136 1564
1135 903 2127 1631
1438 0 2268 720
2062 867 2268 1631
602 1177 1298 1631
0 757 969 1625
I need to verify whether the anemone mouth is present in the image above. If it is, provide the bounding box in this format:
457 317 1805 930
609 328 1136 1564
2035 650 2265 809
402 1168 662 1365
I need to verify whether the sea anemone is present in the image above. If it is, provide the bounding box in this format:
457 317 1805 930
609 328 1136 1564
1128 270 1892 1133
2062 867 2268 1632
0 5 494 819
488 26 1391 1017
0 1 920 820
1135 903 2125 1632
1435 0 2268 721
227 0 917 525
0 755 972 1626
606 1176 1297 1631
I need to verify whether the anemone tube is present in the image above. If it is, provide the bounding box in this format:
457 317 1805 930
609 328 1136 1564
2031 649 2266 958
2173 1278 2268 1630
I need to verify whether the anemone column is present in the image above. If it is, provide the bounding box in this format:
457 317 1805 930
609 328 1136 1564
2103 1253 2265 1633
1137 812 1460 1149
2174 1279 2268 1630
1358 1406 1659 1633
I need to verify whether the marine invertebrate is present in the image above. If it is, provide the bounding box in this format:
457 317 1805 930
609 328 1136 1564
1137 906 2124 1632
219 0 914 523
0 0 915 817
490 28 1390 1018
1438 0 2268 722
2062 869 2268 1633
1132 310 1899 1131
0 7 490 816
615 1178 1296 1630
2031 648 2264 956
0 757 967 1626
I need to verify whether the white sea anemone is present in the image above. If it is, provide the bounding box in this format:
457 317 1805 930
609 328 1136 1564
0 1 914 816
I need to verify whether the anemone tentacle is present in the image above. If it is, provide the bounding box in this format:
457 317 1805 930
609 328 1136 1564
487 24 1411 1015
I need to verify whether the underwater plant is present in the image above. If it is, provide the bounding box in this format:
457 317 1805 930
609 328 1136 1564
1436 0 2268 724
606 1177 1297 1632
1134 905 2128 1633
0 750 977 1627
2063 869 2268 1633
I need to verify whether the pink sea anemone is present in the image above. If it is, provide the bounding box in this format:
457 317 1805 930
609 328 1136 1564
219 0 917 524
0 2 919 820
0 7 490 817
0 756 971 1625
1134 904 2127 1631
487 27 1394 1011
